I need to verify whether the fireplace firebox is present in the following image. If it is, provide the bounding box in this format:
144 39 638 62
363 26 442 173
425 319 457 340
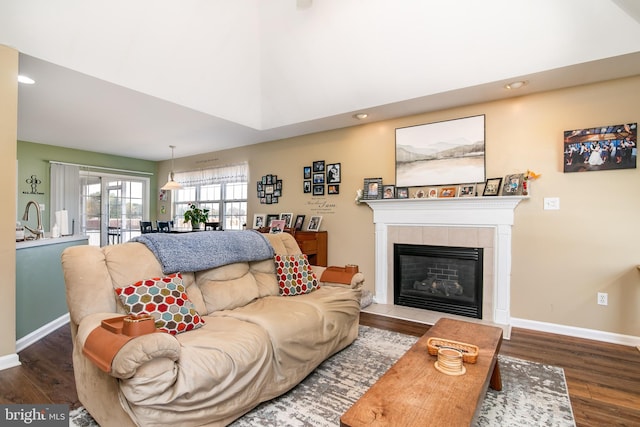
394 244 483 319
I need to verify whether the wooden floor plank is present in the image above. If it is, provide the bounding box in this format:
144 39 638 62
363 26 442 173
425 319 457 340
1 313 638 427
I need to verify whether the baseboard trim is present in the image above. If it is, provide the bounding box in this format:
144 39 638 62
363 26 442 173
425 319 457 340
511 317 640 347
0 353 21 371
16 313 70 353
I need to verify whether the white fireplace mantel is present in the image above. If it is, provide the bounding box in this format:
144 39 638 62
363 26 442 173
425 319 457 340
365 196 527 326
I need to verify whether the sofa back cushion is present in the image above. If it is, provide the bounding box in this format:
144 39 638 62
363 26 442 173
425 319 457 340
63 232 305 325
194 233 303 313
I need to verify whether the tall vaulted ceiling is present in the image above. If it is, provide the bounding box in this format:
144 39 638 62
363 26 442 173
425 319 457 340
2 0 640 161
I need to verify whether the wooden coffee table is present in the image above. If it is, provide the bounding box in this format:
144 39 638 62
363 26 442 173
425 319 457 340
340 318 503 427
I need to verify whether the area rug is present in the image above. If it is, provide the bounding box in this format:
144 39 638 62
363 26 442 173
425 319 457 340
70 326 575 426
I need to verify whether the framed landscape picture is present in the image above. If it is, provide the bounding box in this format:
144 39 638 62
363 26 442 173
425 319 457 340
395 115 485 186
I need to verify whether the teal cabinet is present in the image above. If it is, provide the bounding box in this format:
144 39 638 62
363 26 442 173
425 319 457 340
16 236 88 340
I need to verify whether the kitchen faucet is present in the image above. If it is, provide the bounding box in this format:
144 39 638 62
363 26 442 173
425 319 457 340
22 200 44 239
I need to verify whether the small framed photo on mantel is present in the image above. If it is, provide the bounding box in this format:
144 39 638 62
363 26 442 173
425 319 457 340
482 177 502 196
396 187 409 199
458 184 476 197
363 178 383 200
502 173 525 196
382 185 395 199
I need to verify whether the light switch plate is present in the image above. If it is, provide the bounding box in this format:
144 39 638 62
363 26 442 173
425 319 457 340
543 197 560 210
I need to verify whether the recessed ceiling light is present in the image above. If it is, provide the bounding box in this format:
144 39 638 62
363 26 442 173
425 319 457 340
354 113 368 120
18 75 35 84
505 81 526 90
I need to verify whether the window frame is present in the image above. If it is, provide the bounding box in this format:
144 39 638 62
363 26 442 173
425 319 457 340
172 181 247 230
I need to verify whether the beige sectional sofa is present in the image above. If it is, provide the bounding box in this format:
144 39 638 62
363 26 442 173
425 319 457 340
61 232 363 427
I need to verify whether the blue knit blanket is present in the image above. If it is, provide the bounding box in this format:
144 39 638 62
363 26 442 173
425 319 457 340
131 230 274 274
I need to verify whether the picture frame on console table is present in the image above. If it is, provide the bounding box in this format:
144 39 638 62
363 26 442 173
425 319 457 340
279 213 293 228
266 214 280 227
253 214 266 229
269 219 286 234
307 216 322 231
294 215 305 231
482 177 502 196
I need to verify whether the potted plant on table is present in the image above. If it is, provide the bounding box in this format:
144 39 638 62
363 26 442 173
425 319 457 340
183 203 210 230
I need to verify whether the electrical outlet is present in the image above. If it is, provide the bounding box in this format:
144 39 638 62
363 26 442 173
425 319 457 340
597 292 608 306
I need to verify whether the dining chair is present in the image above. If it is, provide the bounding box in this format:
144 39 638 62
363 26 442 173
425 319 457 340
156 221 171 233
140 221 154 234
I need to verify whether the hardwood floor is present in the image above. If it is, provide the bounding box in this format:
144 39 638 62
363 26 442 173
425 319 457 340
0 325 79 409
360 312 640 427
1 313 639 426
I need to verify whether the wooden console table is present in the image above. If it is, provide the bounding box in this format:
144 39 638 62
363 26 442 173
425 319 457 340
292 230 327 266
258 229 328 266
340 318 503 427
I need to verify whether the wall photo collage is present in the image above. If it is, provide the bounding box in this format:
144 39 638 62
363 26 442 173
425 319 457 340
304 160 340 196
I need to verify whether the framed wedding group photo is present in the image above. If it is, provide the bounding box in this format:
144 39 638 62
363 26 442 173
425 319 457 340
563 122 637 173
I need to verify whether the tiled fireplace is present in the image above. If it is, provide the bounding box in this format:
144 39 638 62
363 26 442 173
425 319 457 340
364 197 525 327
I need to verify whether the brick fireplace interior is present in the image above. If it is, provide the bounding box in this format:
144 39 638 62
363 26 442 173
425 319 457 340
387 225 495 322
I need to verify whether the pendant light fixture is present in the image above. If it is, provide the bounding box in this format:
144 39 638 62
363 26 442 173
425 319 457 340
161 145 183 190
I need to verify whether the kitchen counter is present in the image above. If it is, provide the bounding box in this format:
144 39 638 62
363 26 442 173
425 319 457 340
16 234 88 250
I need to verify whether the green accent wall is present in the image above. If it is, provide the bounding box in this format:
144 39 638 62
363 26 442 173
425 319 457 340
17 140 159 230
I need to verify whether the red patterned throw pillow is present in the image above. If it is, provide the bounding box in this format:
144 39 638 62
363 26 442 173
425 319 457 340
115 272 204 335
275 254 320 296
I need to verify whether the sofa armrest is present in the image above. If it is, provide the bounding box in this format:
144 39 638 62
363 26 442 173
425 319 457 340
77 312 181 379
311 266 364 289
110 332 180 379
